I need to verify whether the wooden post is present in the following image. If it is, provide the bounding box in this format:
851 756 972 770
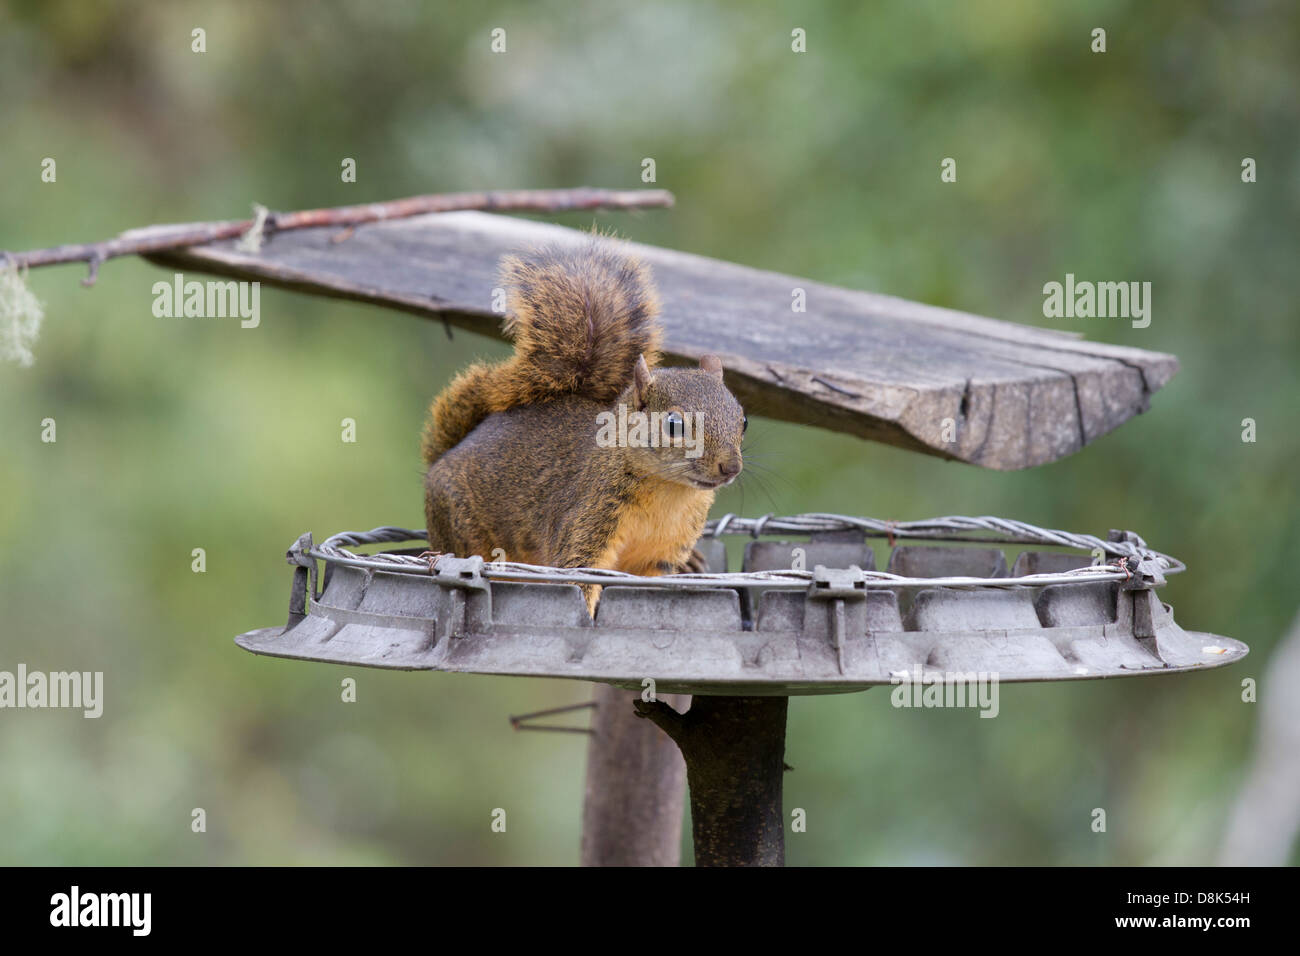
580 686 690 866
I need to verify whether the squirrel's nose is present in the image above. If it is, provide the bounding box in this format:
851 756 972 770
718 457 742 478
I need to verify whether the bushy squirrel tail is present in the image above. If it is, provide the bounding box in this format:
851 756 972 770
421 239 662 466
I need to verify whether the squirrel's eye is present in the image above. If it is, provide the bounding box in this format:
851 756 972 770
665 412 685 438
742 415 748 434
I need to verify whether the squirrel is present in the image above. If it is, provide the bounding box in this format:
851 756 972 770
421 238 746 613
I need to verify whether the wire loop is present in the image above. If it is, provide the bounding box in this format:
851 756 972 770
293 514 1184 592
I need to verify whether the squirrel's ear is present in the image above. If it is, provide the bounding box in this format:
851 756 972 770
700 354 724 380
633 354 655 409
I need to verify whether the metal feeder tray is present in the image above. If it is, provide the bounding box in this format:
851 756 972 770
235 514 1247 695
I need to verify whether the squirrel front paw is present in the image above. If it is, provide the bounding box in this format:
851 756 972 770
674 547 710 574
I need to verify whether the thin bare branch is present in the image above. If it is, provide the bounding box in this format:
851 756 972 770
2 187 675 285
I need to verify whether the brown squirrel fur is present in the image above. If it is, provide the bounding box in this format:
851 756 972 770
421 242 663 465
421 238 745 608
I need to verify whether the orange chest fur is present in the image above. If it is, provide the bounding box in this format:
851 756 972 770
594 480 714 575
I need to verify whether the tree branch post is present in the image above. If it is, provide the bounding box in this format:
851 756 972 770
636 694 789 867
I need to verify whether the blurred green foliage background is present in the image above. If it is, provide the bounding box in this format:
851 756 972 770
1 0 1296 865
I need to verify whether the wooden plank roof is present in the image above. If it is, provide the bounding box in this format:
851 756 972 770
142 211 1176 470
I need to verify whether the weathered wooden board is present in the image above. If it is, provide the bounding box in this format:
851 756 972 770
142 211 1176 469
